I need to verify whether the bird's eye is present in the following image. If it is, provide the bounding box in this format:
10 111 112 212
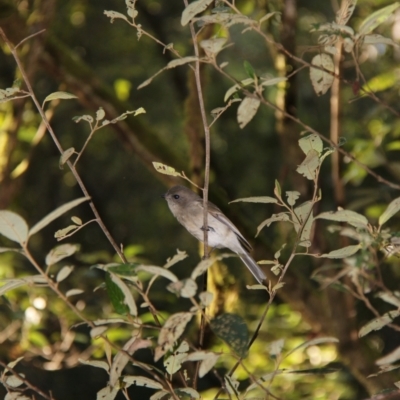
173 194 180 200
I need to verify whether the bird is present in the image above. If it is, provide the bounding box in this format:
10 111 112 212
163 185 266 284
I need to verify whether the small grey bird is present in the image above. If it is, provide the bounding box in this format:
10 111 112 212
163 185 266 284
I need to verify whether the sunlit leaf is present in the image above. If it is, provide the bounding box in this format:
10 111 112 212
96 385 119 400
167 278 197 298
29 197 90 236
164 249 188 269
359 310 400 337
0 211 28 245
230 196 278 204
256 213 290 236
136 265 178 282
379 197 400 226
79 358 110 372
336 0 357 25
286 191 301 206
359 3 400 35
376 346 400 366
66 288 84 297
200 38 227 55
260 76 287 87
104 10 128 23
43 91 77 104
299 134 323 155
152 162 183 177
59 147 75 168
310 54 334 96
45 244 80 266
199 291 213 307
56 265 74 282
155 312 193 361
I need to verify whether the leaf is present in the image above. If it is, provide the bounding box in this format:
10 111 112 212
246 284 269 291
0 211 29 245
54 225 78 240
104 10 128 23
71 216 82 225
200 38 227 56
224 375 239 396
359 3 400 35
79 358 110 372
43 91 78 104
167 56 199 68
320 244 360 259
163 249 188 269
286 191 301 206
199 353 219 377
136 265 178 282
167 278 198 298
164 352 186 374
229 196 277 204
174 388 200 399
256 213 290 236
152 162 183 177
96 108 105 121
298 134 323 155
108 273 137 316
199 291 213 307
29 197 90 236
244 60 256 79
293 201 314 247
376 346 400 366
191 257 218 280
210 313 249 358
315 209 369 228
359 310 400 337
260 76 287 86
150 390 170 400
181 0 214 26
155 312 193 361
376 291 400 308
310 54 334 96
5 375 24 388
297 150 320 180
237 96 260 129
363 34 399 46
379 197 400 226
268 339 285 357
96 385 119 400
224 78 253 102
45 243 79 266
123 376 163 390
336 0 357 25
90 326 108 338
66 288 84 297
56 265 74 282
59 147 75 168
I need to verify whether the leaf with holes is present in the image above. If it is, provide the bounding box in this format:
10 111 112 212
237 96 260 129
310 54 334 96
210 313 249 358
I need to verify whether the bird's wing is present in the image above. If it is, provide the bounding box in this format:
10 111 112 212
208 205 252 252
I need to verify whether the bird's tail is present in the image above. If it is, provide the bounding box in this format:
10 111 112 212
238 252 267 284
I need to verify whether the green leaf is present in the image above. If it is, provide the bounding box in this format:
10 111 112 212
43 91 78 104
359 3 400 35
210 313 249 358
108 263 139 276
0 211 29 245
244 60 256 79
379 197 400 227
152 162 183 177
320 244 360 259
298 134 323 155
29 197 90 236
105 272 129 315
359 310 400 337
315 209 369 228
229 196 278 204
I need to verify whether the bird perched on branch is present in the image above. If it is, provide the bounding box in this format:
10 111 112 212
163 185 266 284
